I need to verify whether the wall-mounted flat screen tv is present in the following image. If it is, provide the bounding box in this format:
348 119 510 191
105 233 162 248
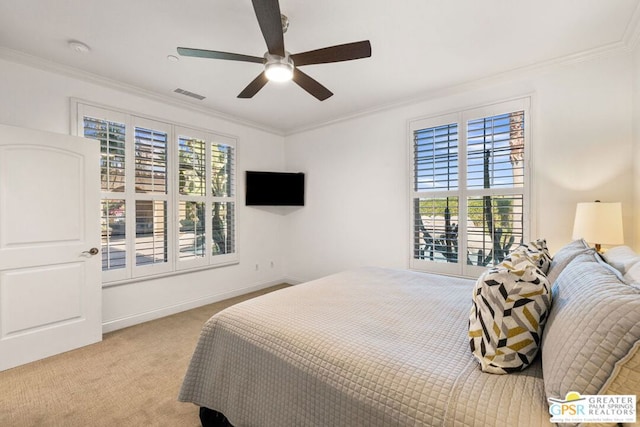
245 171 305 206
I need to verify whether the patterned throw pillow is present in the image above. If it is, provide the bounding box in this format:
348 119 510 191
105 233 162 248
469 259 552 374
504 238 552 274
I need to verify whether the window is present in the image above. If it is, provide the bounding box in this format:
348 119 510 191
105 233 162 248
410 98 530 277
74 102 237 284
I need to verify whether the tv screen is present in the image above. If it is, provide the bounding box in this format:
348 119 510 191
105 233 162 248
245 171 305 206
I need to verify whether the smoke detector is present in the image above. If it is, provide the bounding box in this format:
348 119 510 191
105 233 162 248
68 40 90 54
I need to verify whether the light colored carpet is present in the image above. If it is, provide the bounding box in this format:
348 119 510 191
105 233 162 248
0 284 290 427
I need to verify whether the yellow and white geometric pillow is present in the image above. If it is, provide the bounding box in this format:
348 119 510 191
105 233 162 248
504 238 552 274
469 259 552 374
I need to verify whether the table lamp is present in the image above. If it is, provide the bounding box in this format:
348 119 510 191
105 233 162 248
572 200 623 252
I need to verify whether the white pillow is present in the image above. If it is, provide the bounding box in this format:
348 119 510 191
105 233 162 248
624 261 640 284
602 245 640 274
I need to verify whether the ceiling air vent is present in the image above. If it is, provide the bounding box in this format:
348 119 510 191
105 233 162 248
174 88 206 101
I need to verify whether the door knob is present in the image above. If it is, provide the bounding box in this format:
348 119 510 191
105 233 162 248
82 247 99 256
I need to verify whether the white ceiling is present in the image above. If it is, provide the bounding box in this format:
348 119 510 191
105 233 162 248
1 0 639 134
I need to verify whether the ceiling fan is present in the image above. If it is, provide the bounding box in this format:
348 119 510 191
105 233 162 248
177 0 372 101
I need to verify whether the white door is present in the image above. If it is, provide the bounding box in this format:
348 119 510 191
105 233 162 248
0 123 101 371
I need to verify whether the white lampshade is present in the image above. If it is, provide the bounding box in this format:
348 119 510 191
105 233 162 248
572 201 624 248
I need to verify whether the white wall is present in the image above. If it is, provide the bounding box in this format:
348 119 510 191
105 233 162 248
284 51 635 283
0 56 287 331
1 45 637 328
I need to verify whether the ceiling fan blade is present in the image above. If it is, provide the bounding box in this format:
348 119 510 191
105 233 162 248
292 68 333 101
251 0 285 57
177 47 264 64
238 72 269 98
291 41 371 67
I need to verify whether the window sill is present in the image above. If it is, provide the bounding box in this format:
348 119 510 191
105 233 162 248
101 260 240 288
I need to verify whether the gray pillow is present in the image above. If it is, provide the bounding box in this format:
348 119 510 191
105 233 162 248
546 239 591 286
541 251 640 426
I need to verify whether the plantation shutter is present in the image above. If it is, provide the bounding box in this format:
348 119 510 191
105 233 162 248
413 123 459 192
211 142 236 257
465 111 525 272
82 111 128 282
410 98 530 277
75 100 238 285
177 135 207 266
132 117 172 276
176 127 237 271
412 120 460 267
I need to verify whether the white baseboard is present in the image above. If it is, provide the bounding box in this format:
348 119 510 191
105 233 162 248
101 278 287 334
282 275 305 285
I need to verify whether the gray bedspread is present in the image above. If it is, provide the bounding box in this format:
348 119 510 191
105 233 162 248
179 267 552 426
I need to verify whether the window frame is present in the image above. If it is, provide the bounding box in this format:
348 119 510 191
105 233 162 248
72 99 238 285
408 97 532 278
174 125 238 271
131 116 174 279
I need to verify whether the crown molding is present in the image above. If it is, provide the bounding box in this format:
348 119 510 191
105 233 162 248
624 0 640 51
0 47 285 137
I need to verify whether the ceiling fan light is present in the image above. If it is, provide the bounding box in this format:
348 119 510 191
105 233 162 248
264 53 294 82
265 63 293 82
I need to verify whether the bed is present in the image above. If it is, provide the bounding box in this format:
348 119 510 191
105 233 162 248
179 241 640 427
